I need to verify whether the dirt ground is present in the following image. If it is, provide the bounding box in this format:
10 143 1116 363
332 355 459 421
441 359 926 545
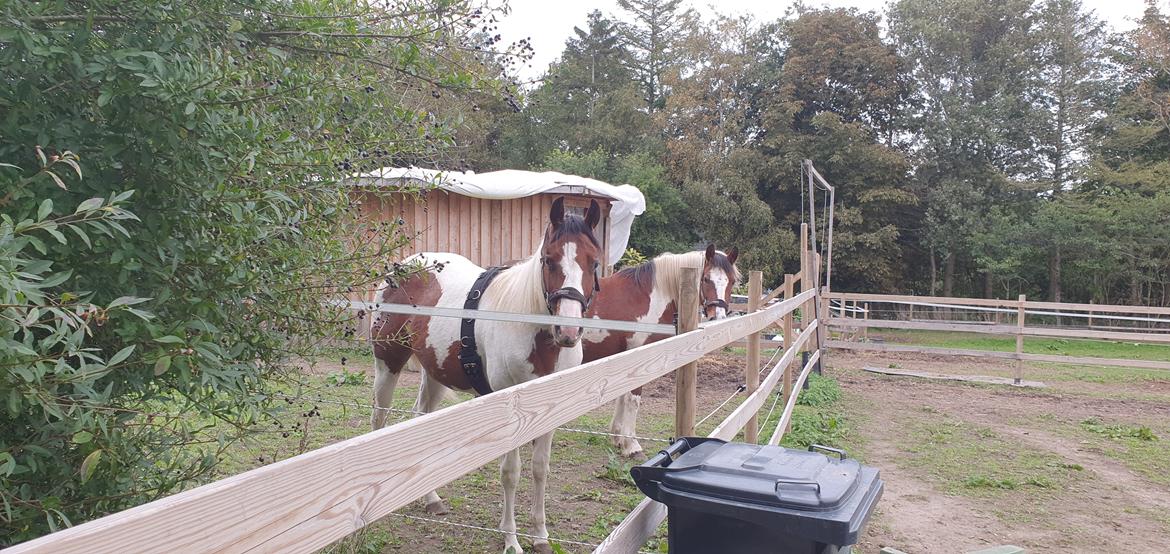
830 349 1170 553
285 344 1170 554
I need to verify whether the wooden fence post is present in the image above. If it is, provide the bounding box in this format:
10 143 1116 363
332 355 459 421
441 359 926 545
863 302 869 342
1015 293 1026 385
800 223 811 333
745 271 763 443
1088 299 1094 329
815 251 826 358
782 274 795 417
675 266 700 437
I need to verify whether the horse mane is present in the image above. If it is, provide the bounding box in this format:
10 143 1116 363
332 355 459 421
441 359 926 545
641 250 742 300
615 262 656 291
482 253 545 315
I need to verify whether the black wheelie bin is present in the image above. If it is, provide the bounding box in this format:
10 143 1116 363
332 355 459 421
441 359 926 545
630 437 883 554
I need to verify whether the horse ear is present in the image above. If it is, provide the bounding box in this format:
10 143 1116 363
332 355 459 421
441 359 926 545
705 243 716 261
585 200 601 229
549 197 565 228
727 246 739 265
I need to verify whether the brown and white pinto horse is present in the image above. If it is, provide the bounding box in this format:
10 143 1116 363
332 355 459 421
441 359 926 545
369 197 604 554
582 245 740 457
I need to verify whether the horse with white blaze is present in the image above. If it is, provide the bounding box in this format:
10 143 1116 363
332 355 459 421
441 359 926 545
368 197 603 554
583 245 740 457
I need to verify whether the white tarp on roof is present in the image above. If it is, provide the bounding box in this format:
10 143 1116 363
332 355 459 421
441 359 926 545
354 167 646 266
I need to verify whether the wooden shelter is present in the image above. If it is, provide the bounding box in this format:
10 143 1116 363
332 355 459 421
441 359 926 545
350 168 646 273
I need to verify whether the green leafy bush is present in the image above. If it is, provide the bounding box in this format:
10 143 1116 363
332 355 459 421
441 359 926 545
617 247 648 269
0 0 513 542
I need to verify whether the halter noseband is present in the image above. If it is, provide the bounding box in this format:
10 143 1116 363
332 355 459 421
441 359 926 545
543 262 601 315
704 298 729 311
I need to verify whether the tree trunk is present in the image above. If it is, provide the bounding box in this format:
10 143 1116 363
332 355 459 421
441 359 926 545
1048 246 1062 302
943 253 956 297
1131 273 1142 305
930 249 938 296
984 271 995 322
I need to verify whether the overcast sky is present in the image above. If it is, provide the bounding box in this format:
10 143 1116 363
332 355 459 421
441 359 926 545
493 0 1157 82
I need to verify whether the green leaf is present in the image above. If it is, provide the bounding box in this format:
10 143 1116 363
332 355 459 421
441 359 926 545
154 335 184 344
75 197 104 213
109 296 151 308
66 224 92 248
108 345 136 366
185 102 196 115
0 453 15 476
48 171 67 190
46 227 67 244
227 19 243 33
80 449 102 483
153 355 172 376
38 199 53 221
72 431 93 444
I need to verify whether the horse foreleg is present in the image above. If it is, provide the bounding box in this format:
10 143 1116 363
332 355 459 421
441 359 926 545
530 431 554 554
415 371 450 515
500 447 523 554
609 389 644 458
370 357 402 430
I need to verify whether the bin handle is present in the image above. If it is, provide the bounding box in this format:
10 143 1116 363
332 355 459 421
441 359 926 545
774 478 821 497
808 444 847 460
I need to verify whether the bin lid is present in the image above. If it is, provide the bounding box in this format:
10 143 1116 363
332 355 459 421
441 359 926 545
660 441 862 511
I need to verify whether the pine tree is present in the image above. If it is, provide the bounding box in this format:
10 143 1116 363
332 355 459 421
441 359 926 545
616 0 696 111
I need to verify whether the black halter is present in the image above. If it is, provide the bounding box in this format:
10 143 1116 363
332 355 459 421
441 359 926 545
704 298 729 311
545 265 601 315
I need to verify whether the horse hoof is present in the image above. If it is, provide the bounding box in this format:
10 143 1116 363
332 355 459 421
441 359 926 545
623 448 645 459
425 500 449 515
531 541 553 554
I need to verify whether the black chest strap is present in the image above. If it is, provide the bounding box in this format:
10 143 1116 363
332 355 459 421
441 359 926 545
459 266 505 396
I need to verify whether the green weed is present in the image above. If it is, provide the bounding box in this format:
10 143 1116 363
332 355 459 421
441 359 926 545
1081 417 1159 441
797 373 842 407
963 475 1018 490
598 453 637 488
325 368 367 386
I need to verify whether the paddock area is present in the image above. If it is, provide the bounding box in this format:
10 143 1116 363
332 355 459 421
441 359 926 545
204 340 1170 554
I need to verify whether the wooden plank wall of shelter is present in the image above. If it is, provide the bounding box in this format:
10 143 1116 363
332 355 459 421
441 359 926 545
355 189 613 271
825 292 1170 373
348 189 613 336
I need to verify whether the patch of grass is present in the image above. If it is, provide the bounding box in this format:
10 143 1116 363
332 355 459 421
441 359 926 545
780 410 847 449
598 453 637 488
963 475 1018 490
755 373 855 455
797 372 842 407
1080 417 1159 441
902 417 1084 501
876 329 1170 364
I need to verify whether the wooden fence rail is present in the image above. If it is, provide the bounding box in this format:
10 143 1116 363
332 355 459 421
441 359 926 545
825 292 1170 374
6 285 815 554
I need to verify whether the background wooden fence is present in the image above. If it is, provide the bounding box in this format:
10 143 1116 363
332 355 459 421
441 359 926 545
825 292 1170 374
